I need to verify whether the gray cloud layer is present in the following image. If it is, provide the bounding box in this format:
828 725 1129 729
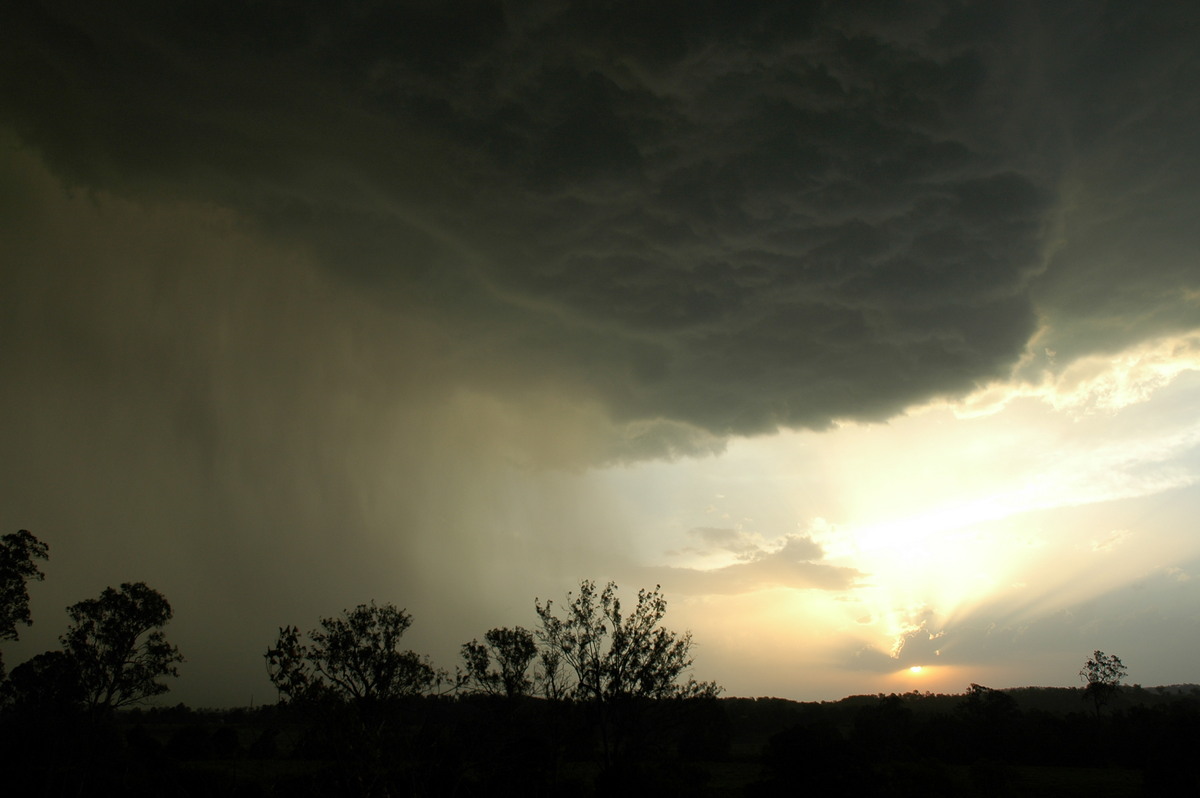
7 2 1193 447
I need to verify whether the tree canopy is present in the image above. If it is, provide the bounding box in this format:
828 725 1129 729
461 626 538 698
266 601 438 704
3 650 85 716
535 580 720 703
1079 649 1127 715
61 581 184 711
1 530 49 675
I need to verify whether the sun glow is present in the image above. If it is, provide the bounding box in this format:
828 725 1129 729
616 342 1200 700
812 364 1200 658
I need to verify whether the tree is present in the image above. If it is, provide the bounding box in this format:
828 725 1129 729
1079 650 1127 715
264 624 315 702
958 683 1019 755
535 580 719 704
535 580 721 780
959 683 1018 718
1 530 49 676
60 581 183 711
3 650 85 717
266 601 437 704
461 626 538 698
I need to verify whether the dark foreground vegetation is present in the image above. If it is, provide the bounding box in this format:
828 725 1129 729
3 686 1200 796
5 530 1200 795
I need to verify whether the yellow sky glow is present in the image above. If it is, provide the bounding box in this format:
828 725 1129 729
635 337 1200 697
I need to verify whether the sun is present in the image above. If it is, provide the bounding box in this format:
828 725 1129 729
908 665 924 675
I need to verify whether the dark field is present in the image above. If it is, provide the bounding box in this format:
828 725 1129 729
5 685 1198 796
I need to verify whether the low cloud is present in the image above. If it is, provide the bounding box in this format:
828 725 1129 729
676 526 770 561
649 533 861 595
846 623 947 673
1092 530 1131 554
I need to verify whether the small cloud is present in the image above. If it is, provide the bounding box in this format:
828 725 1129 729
648 534 862 595
842 619 949 673
847 645 902 673
837 603 957 672
893 622 945 659
1165 566 1191 583
1092 529 1131 553
684 526 767 560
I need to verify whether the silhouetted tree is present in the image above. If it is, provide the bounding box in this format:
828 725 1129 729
61 581 183 712
535 647 568 701
0 529 49 677
755 720 863 797
3 650 85 717
266 602 451 796
1080 650 1127 715
959 683 1019 723
535 580 721 783
461 626 538 698
852 693 914 761
956 684 1021 767
535 581 720 704
266 601 438 704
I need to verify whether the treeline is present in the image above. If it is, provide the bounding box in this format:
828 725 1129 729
7 686 1200 796
745 685 1200 797
5 529 1200 796
1 530 723 794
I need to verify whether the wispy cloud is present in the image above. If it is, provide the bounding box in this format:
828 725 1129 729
649 533 861 595
1092 529 1131 554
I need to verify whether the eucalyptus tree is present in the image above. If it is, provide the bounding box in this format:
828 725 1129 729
461 626 538 699
266 601 446 794
266 601 438 705
535 580 719 704
60 581 183 712
0 530 49 678
1079 650 1127 715
535 580 721 780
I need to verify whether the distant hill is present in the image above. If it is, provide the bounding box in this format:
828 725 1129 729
719 683 1200 744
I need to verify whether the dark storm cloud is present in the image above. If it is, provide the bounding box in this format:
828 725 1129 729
3 1 1198 445
1021 4 1200 370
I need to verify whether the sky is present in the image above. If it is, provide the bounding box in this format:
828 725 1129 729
2 1 1200 707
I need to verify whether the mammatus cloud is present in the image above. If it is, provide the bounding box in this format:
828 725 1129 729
649 531 861 595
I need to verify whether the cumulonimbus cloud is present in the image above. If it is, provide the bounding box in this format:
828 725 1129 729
14 2 1183 450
